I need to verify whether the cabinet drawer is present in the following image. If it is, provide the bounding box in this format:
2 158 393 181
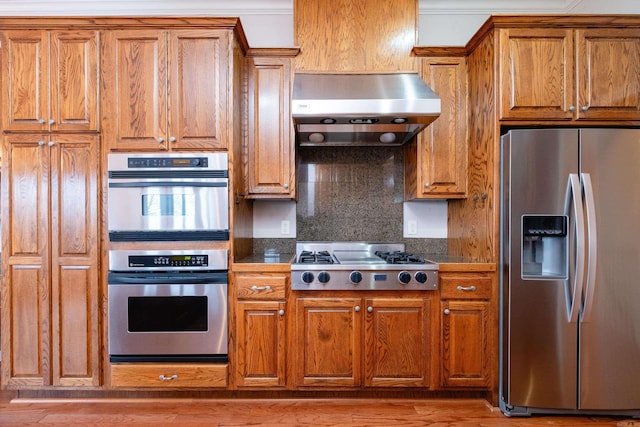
110 363 228 388
236 274 286 300
440 275 492 300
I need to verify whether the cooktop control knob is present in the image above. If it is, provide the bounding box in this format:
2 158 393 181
398 271 412 284
301 271 315 284
349 271 363 284
318 271 331 284
415 271 428 284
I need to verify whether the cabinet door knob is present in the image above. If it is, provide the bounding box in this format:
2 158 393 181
354 305 361 312
367 306 373 313
169 136 176 143
279 309 285 316
444 308 451 315
38 140 45 146
48 141 55 147
581 105 589 111
157 137 164 143
424 182 430 188
568 106 576 112
457 285 477 292
49 119 55 125
39 119 46 124
283 184 289 189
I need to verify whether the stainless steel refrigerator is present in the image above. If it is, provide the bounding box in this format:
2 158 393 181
500 128 640 417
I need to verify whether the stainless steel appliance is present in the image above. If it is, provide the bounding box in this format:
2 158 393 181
292 73 440 146
108 249 228 363
500 128 640 417
107 152 229 241
291 242 438 291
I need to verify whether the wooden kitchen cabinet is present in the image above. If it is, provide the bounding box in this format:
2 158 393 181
499 27 640 121
110 363 227 388
1 133 100 388
245 51 297 198
294 296 431 388
439 272 492 388
405 54 468 199
235 273 287 388
0 29 99 132
101 29 229 151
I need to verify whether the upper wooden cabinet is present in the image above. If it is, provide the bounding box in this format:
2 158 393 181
245 51 297 198
499 27 640 121
102 29 229 151
405 54 468 199
0 29 99 132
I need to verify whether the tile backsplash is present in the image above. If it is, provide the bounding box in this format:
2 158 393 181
296 145 405 242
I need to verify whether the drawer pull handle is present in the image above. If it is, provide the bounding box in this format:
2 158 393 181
159 374 178 381
457 285 477 292
444 308 451 315
251 285 272 291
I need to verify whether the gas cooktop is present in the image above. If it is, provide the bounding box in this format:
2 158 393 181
291 242 438 291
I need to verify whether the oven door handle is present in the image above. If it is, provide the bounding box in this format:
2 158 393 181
109 181 227 188
108 272 228 285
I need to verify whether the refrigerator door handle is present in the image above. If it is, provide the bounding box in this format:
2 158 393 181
565 173 586 323
580 173 597 322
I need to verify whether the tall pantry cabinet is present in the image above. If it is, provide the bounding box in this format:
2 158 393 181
0 28 100 388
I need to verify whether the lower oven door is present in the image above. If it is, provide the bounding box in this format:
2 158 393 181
108 275 228 362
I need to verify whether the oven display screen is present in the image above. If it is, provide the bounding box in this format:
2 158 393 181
142 194 195 216
374 274 387 281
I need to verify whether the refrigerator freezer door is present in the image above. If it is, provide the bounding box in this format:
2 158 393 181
579 128 640 410
502 129 580 411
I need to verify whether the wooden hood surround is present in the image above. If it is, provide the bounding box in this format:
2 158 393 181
293 0 419 72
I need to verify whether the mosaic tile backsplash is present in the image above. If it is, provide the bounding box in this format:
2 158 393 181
296 146 406 242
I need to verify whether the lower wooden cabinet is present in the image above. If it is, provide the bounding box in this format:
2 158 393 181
439 272 493 388
234 272 287 388
110 363 228 388
294 296 431 388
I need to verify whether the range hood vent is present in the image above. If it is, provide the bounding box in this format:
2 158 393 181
292 73 441 146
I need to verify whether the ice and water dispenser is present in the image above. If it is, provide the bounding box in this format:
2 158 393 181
521 215 567 279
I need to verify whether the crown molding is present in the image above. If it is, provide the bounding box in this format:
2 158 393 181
0 0 294 15
418 0 581 14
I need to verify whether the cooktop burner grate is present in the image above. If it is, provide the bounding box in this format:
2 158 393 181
297 250 334 264
374 250 425 264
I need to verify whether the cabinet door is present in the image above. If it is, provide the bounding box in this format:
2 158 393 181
0 30 49 131
49 134 100 387
409 57 467 199
441 300 490 388
168 30 228 150
499 28 575 120
1 134 50 387
575 28 640 120
247 57 294 197
295 298 362 387
236 301 286 388
364 298 430 387
50 31 99 131
102 30 168 151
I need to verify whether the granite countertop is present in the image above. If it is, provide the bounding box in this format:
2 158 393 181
234 253 296 265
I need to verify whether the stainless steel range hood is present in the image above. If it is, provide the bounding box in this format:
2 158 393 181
292 73 440 146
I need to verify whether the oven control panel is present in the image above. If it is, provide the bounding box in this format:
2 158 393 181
129 255 209 268
127 157 209 168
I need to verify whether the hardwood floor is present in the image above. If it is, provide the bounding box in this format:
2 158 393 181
0 389 636 426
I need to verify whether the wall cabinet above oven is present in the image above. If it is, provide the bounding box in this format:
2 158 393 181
101 29 230 152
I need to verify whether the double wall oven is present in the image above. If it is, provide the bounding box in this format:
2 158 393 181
108 249 228 363
107 152 230 363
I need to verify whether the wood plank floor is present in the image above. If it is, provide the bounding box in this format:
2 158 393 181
0 390 637 426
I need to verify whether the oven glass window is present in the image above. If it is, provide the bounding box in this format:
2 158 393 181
128 296 208 332
142 194 195 216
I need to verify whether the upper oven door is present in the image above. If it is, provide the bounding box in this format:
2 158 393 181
107 153 229 241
